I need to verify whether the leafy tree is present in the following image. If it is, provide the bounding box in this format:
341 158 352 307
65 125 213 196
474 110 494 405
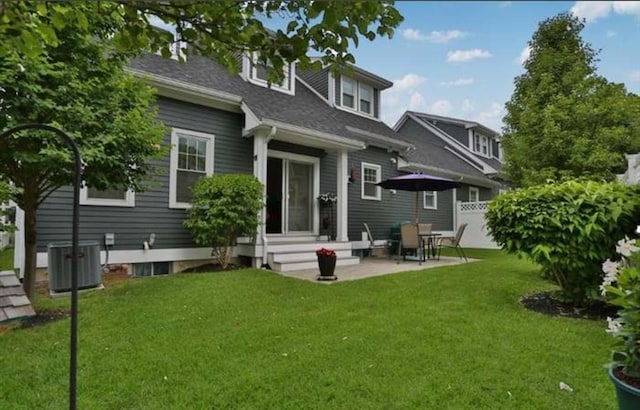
0 16 167 298
183 174 264 270
502 12 640 187
0 1 403 84
485 180 640 305
0 179 16 233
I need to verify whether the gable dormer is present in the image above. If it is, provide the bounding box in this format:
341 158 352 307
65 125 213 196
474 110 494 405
468 127 501 160
333 68 392 120
298 61 391 120
241 52 296 96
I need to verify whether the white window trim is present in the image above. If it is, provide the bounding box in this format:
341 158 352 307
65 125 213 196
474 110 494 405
358 82 374 116
80 187 135 207
423 191 437 210
169 127 215 209
246 53 295 96
340 75 376 118
361 162 382 201
472 133 492 158
469 186 479 202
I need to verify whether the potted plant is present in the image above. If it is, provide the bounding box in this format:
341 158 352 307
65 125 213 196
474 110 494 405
600 237 640 409
317 192 337 207
316 247 337 281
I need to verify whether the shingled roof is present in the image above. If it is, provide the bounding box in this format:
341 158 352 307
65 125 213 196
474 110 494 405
0 271 35 323
128 54 413 153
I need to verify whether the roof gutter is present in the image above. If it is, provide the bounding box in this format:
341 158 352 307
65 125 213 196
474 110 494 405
345 126 414 153
126 68 243 112
245 119 366 151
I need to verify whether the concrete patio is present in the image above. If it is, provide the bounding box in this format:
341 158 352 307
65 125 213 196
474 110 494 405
275 255 475 283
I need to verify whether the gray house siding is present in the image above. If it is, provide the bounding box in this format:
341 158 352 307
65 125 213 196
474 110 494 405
398 119 441 145
435 122 469 147
346 147 454 242
456 185 493 203
35 97 250 252
297 68 329 99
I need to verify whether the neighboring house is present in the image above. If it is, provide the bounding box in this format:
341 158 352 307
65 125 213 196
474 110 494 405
394 111 505 201
618 153 640 184
15 52 504 276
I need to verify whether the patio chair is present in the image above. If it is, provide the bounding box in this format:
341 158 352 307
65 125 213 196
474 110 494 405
362 223 390 258
435 223 468 262
397 223 421 264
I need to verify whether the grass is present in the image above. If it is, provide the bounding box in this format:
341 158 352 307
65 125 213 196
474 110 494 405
0 250 615 409
0 246 13 271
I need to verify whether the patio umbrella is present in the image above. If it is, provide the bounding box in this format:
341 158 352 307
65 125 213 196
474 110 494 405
377 173 461 223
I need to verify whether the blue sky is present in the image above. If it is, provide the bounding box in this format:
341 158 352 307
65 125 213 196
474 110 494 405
343 1 640 132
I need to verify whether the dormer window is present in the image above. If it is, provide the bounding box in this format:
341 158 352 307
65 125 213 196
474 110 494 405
342 77 356 108
359 83 373 115
473 133 491 158
340 76 375 117
246 53 295 95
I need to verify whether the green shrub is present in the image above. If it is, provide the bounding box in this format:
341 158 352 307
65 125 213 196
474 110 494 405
183 174 263 269
485 180 640 304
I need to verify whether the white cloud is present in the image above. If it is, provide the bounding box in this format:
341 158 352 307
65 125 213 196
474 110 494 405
429 100 453 115
499 1 512 7
402 28 467 43
471 102 505 132
630 70 640 82
441 78 475 86
461 99 474 112
515 46 531 65
402 28 427 41
426 30 467 43
606 30 617 37
381 74 429 125
447 49 492 63
393 73 427 90
571 1 640 23
410 92 427 109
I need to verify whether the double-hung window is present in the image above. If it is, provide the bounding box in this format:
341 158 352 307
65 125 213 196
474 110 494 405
473 133 490 157
423 191 437 210
248 53 294 94
469 186 479 202
169 128 214 209
341 77 356 109
361 162 382 201
341 76 375 117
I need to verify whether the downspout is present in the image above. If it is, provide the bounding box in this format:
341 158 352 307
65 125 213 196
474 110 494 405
261 125 277 268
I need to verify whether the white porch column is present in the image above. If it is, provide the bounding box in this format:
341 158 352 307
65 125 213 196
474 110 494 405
253 131 270 251
336 149 349 242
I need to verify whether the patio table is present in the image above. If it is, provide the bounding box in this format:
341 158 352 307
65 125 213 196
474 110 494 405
419 232 442 261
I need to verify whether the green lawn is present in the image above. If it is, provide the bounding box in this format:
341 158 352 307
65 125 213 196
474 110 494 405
0 250 615 409
0 247 13 271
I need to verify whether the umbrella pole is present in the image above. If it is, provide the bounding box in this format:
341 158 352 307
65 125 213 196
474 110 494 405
415 191 419 224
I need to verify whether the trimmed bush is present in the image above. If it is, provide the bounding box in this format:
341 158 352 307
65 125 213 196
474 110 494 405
485 180 640 304
183 174 263 269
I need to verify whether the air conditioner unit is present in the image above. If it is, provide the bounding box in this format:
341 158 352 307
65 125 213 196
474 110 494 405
47 241 101 292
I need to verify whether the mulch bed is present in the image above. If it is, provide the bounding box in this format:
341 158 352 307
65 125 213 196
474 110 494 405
19 308 69 328
520 291 618 320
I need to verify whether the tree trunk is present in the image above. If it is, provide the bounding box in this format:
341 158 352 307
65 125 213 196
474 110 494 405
22 182 39 300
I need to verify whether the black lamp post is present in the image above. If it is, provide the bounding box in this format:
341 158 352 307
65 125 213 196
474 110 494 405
0 123 82 410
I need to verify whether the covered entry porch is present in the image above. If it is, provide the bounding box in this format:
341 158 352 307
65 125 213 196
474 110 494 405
246 120 366 270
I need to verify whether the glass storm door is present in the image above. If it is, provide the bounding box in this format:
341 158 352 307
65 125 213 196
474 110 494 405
266 157 313 234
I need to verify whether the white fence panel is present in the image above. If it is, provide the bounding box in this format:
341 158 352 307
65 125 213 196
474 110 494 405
456 201 500 249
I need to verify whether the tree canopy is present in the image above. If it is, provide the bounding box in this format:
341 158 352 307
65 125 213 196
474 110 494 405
0 8 167 297
501 12 640 187
1 1 403 84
